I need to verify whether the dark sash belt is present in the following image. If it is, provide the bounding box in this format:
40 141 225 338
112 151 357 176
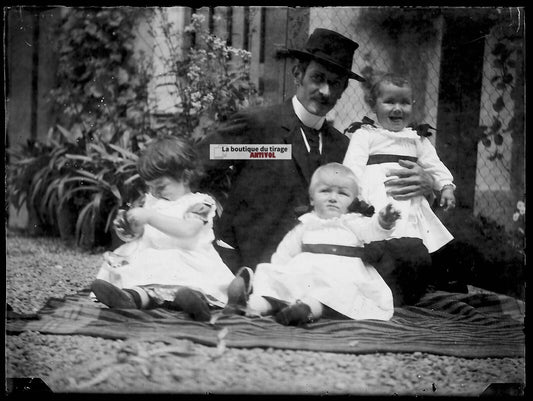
302 243 365 258
367 154 418 165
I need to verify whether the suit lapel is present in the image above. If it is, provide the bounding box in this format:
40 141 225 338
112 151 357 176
279 100 313 184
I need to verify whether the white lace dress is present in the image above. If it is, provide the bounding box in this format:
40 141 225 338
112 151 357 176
94 192 235 307
343 124 454 253
251 212 395 321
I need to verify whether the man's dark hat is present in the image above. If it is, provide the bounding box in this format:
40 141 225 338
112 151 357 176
283 28 365 82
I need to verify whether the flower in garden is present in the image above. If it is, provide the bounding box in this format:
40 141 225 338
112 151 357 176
517 200 525 215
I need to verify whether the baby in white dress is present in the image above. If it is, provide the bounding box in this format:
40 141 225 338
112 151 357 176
343 72 456 253
225 163 402 326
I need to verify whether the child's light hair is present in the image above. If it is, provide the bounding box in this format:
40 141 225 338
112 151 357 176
137 135 202 186
364 72 412 109
309 163 360 198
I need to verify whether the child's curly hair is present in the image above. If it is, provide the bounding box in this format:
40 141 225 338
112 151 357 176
137 135 203 188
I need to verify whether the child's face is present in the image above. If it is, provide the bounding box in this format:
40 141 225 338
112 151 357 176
373 81 413 132
310 176 357 219
146 176 188 201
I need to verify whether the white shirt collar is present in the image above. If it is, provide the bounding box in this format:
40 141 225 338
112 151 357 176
292 96 326 130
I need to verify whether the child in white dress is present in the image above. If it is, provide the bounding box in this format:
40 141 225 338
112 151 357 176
343 72 456 253
225 163 401 326
91 136 235 321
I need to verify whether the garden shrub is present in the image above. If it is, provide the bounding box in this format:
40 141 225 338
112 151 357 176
7 8 260 250
432 207 525 300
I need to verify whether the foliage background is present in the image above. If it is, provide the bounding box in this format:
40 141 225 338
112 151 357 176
7 8 260 249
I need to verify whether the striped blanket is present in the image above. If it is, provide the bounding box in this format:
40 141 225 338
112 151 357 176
6 288 524 358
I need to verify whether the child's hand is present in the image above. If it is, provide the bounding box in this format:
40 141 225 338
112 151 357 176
378 203 401 229
126 207 151 232
113 209 140 242
440 187 456 211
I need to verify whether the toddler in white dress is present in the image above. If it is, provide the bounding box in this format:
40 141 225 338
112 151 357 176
343 73 456 253
91 136 235 321
225 163 401 326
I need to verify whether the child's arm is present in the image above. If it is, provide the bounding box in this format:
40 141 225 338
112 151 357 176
342 127 372 181
377 203 402 230
126 207 203 239
416 138 456 198
439 185 456 211
271 224 305 265
344 204 401 242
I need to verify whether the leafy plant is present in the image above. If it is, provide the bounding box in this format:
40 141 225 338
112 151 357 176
57 127 144 247
49 8 157 150
143 11 261 204
476 20 524 162
7 125 144 248
510 199 525 255
8 8 153 248
434 208 525 300
7 8 262 248
146 12 261 142
7 133 63 236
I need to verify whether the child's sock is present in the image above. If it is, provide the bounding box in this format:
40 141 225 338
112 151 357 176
300 296 324 320
247 294 275 316
124 287 153 309
274 300 316 326
91 279 138 309
172 287 211 321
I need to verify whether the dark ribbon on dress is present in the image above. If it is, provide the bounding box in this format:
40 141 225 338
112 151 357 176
367 154 418 165
301 243 365 258
344 116 435 138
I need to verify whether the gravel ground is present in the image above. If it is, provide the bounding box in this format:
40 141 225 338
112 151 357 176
5 231 526 396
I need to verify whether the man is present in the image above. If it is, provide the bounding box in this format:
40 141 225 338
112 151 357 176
200 28 433 275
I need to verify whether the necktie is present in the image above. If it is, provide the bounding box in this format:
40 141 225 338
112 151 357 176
302 125 321 172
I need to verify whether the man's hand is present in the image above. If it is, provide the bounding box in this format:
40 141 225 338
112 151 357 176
440 187 456 211
378 203 401 230
385 159 434 200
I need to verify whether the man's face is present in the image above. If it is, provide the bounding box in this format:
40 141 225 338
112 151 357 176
295 60 348 116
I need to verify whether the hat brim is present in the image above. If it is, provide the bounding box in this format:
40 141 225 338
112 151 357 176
283 49 365 82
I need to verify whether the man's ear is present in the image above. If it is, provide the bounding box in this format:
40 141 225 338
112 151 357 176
292 64 303 86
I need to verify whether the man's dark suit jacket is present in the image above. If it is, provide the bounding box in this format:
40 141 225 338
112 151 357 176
200 99 349 272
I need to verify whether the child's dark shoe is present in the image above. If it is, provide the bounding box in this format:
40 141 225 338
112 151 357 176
222 266 254 315
91 279 137 309
275 302 313 326
172 287 211 321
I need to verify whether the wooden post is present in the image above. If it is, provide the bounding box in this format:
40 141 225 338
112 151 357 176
231 6 246 49
262 7 310 105
283 7 310 101
261 7 289 104
248 7 263 95
6 8 38 230
213 6 230 42
6 8 35 150
436 11 493 210
36 9 62 142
